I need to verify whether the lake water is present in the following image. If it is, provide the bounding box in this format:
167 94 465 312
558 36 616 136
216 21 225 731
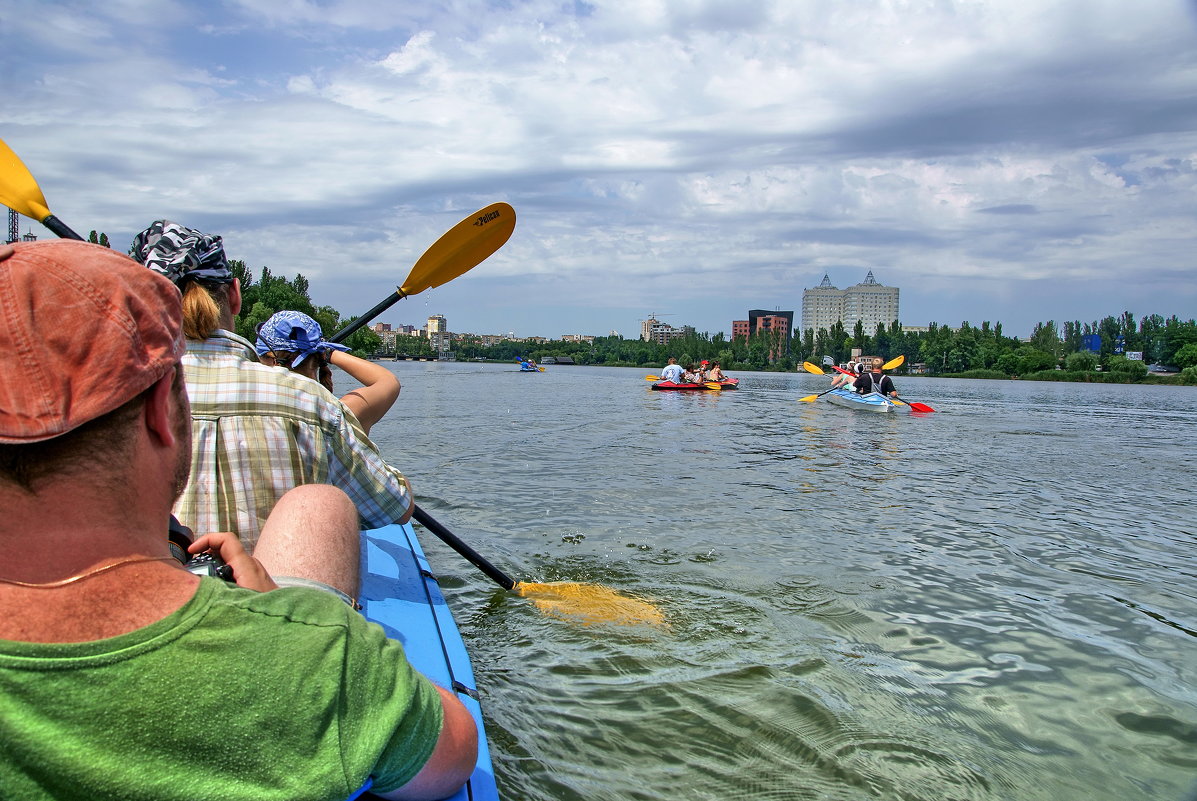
365 363 1197 801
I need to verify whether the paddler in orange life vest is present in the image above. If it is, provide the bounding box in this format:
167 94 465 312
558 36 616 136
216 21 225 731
853 357 898 398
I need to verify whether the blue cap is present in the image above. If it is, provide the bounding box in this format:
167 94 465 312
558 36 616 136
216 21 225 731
255 310 350 367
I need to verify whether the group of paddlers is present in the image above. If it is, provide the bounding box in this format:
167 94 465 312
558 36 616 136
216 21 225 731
660 357 728 384
0 231 476 799
829 356 899 398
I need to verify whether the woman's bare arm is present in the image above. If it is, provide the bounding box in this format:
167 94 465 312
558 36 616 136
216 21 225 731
328 350 401 433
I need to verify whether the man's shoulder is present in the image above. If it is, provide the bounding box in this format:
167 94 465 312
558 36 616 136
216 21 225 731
184 348 346 422
207 581 362 632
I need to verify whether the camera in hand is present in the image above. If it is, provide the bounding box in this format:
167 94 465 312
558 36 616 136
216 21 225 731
167 516 234 582
184 552 234 582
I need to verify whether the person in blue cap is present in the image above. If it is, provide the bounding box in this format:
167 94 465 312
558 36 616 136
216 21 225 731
256 310 400 433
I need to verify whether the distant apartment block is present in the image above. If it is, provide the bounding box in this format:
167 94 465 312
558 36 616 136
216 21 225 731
426 314 447 338
641 316 693 345
731 309 794 360
801 271 899 334
561 334 596 343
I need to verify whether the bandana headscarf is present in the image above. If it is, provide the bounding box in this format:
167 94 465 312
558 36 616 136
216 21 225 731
255 310 350 368
129 220 233 285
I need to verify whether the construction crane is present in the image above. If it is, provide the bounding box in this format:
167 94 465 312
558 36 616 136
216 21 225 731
6 207 17 245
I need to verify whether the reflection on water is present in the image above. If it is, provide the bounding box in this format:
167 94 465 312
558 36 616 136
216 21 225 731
367 365 1197 801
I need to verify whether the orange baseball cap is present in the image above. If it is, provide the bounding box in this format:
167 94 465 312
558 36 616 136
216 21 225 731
0 240 185 443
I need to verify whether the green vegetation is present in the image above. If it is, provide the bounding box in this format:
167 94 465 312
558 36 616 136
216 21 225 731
223 261 1196 386
228 261 381 356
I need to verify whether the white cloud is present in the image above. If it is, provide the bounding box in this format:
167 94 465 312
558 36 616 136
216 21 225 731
2 0 1194 337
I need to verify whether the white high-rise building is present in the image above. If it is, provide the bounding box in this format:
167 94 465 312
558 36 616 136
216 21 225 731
801 271 899 335
426 314 447 338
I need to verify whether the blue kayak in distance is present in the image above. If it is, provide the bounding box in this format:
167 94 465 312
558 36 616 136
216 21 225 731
824 387 902 413
362 522 499 801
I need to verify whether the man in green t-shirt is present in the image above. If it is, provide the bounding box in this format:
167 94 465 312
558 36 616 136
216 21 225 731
0 241 477 800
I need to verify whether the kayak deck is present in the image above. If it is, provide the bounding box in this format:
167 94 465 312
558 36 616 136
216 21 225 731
362 522 499 801
824 387 898 413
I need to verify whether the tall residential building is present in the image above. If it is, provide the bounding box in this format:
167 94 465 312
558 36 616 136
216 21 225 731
730 309 794 360
801 271 899 335
426 314 447 338
641 316 690 345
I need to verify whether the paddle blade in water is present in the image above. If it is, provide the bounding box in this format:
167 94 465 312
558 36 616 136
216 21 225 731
515 581 666 627
0 137 53 222
400 202 516 296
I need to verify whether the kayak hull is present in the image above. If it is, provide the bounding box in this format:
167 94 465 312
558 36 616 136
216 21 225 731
363 522 499 801
824 387 897 413
651 378 739 391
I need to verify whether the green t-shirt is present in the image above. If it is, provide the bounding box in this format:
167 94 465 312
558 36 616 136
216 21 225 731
0 579 444 800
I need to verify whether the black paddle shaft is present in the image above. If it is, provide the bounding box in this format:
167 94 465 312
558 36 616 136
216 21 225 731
43 215 84 241
411 505 517 591
329 289 406 344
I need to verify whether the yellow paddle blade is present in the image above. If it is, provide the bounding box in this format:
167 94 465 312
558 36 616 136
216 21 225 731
883 354 905 370
515 581 666 627
705 383 722 390
802 361 825 375
0 137 53 222
399 202 516 296
798 394 819 402
644 375 661 381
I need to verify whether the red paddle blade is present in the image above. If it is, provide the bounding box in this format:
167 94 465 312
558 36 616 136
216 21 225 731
908 402 935 413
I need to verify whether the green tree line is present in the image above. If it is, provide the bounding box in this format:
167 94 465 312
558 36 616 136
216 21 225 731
215 258 1197 384
456 314 1197 384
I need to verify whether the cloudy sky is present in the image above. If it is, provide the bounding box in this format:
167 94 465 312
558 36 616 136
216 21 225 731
2 0 1195 340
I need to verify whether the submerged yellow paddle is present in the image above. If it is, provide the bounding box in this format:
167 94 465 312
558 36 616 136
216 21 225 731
412 507 665 627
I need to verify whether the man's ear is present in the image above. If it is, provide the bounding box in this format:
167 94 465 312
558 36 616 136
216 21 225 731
144 369 181 448
229 277 243 316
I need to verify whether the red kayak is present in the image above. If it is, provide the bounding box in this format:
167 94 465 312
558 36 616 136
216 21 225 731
651 378 739 391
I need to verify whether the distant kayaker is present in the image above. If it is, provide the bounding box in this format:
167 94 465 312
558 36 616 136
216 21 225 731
0 240 477 801
661 357 683 383
256 310 400 433
831 359 861 389
130 220 412 551
854 357 898 398
708 362 726 382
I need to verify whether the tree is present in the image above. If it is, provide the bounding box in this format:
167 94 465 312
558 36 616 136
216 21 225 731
1174 343 1197 370
1065 351 1098 372
1106 355 1147 378
1029 320 1061 361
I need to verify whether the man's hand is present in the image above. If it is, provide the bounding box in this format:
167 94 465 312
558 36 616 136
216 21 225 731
188 531 279 592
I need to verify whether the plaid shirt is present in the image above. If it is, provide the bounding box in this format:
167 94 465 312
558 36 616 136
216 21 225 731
175 330 410 551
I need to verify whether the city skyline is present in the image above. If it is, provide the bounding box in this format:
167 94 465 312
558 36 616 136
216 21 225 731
3 2 1194 342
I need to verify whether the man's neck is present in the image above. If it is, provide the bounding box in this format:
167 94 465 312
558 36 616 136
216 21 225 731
0 480 198 643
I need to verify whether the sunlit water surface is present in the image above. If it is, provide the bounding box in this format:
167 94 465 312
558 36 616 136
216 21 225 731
364 363 1197 801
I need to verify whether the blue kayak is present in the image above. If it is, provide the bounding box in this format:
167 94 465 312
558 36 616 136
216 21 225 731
362 522 499 801
824 387 900 413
